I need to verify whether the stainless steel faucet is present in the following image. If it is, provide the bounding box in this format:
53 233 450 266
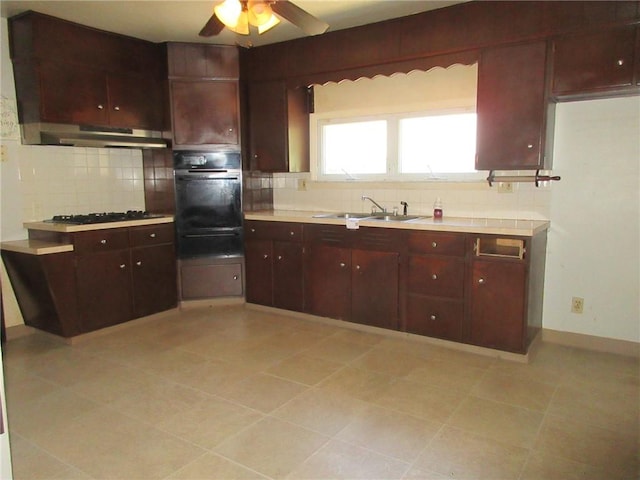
362 195 386 213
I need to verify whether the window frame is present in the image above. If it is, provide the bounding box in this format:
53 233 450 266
311 106 485 182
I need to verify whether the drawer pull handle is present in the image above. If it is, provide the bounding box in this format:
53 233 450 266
136 261 142 266
356 265 361 270
100 239 107 244
233 275 238 280
290 231 295 236
251 228 256 233
339 262 346 268
617 59 624 66
119 264 126 269
431 242 437 248
430 314 437 321
478 278 485 284
432 274 438 280
149 233 156 238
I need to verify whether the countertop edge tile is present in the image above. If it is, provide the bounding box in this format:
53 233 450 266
1 239 74 255
243 210 550 236
23 215 174 233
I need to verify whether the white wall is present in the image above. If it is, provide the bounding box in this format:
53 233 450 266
543 97 639 342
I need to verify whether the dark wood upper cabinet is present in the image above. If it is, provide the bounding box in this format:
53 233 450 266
9 11 165 131
551 26 640 99
248 80 309 172
476 41 552 171
167 43 240 150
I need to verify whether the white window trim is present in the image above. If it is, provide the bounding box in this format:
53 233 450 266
310 106 486 183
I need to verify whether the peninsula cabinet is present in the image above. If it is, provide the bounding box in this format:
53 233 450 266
551 25 640 99
167 43 240 149
244 220 304 311
476 41 552 171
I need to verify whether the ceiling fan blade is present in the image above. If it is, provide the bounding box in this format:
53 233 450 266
271 0 329 36
199 14 225 37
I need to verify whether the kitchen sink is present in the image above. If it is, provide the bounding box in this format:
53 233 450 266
313 212 373 219
367 214 425 222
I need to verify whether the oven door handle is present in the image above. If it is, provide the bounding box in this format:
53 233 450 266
182 232 240 238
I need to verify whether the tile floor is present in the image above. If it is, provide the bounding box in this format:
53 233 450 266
3 305 639 480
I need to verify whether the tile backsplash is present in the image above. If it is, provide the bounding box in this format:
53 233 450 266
273 173 552 220
16 145 145 221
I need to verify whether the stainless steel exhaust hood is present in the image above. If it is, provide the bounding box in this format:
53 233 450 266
21 123 169 149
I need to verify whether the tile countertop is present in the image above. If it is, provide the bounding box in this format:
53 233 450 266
244 210 550 237
1 216 174 256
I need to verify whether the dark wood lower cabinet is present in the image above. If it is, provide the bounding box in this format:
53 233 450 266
304 244 351 320
468 259 527 353
132 243 178 317
351 249 399 330
76 250 133 332
244 220 546 354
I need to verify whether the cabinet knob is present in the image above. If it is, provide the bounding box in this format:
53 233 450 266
119 264 126 269
149 233 156 238
97 104 104 110
431 274 438 280
339 262 346 268
290 231 295 236
616 59 625 66
356 265 361 270
527 144 533 149
136 261 142 266
114 105 120 111
100 239 107 244
431 241 437 248
233 275 238 280
478 278 485 284
228 128 234 132
277 255 282 260
263 254 269 259
251 228 256 233
430 314 437 321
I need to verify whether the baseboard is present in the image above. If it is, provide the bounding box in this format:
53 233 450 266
180 297 245 310
542 328 640 358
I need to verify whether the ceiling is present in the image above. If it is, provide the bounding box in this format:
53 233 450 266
0 1 465 48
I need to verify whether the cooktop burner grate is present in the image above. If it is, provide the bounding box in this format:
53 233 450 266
50 211 159 225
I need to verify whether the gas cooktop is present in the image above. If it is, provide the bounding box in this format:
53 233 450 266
48 211 161 225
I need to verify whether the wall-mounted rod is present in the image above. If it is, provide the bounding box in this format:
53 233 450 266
487 170 561 187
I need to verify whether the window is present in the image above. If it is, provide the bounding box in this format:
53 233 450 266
317 109 478 180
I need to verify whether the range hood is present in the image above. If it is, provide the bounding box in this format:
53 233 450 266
20 123 169 149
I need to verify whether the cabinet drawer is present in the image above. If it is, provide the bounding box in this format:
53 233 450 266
405 294 463 342
73 229 130 254
407 256 465 298
407 232 466 256
181 262 243 299
303 223 350 246
130 224 175 247
245 221 303 242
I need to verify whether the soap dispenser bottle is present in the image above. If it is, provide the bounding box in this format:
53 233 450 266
433 197 443 219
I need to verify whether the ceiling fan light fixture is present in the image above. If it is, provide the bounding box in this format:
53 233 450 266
247 1 273 26
214 0 242 28
257 14 280 34
229 9 250 35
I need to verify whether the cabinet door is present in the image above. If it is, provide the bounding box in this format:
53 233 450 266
131 244 177 318
107 73 164 130
552 26 637 97
244 239 273 306
248 80 288 172
273 241 304 312
469 259 527 353
170 79 239 146
476 41 549 170
76 250 132 332
39 62 108 125
351 249 399 330
304 244 351 320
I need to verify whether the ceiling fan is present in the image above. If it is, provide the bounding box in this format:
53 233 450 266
199 0 330 38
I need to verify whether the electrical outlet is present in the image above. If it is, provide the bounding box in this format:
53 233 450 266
497 182 513 193
571 296 584 314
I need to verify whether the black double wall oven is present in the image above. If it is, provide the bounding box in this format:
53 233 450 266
174 151 243 259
